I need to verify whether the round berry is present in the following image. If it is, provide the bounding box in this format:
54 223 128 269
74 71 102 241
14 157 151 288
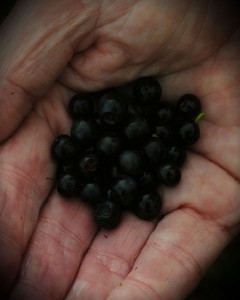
118 150 143 178
96 133 122 160
69 94 94 119
143 138 167 168
133 77 162 106
80 182 102 205
98 92 127 127
51 135 76 163
78 152 99 180
157 163 181 186
123 117 151 146
154 124 175 145
167 145 187 167
50 76 204 230
155 101 175 125
111 175 138 206
57 173 80 197
132 192 162 220
178 121 200 146
71 119 97 148
176 94 201 120
94 200 122 229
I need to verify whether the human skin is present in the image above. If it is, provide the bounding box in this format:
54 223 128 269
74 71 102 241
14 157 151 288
0 0 240 299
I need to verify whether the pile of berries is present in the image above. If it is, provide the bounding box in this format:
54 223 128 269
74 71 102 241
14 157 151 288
51 77 203 229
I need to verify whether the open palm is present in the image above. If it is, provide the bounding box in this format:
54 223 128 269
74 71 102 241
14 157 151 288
1 1 240 299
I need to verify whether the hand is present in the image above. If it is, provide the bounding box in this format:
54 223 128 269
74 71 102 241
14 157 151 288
1 0 240 299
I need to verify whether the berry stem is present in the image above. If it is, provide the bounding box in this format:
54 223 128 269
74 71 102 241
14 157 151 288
194 112 206 123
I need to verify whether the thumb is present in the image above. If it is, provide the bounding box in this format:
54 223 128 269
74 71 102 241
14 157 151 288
0 0 98 142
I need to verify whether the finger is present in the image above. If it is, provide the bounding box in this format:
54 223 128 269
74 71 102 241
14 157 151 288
65 214 156 300
107 153 240 300
58 43 141 91
0 0 97 142
0 85 72 295
9 192 97 300
107 209 229 300
59 0 240 92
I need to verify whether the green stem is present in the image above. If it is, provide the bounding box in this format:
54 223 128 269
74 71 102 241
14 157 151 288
195 112 206 122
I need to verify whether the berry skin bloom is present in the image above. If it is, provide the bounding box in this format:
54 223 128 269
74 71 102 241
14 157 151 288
80 182 103 205
118 150 143 178
96 133 122 160
111 175 139 206
71 119 97 148
123 117 151 147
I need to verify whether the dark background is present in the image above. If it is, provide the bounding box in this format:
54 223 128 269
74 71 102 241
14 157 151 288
1 1 240 299
0 0 16 24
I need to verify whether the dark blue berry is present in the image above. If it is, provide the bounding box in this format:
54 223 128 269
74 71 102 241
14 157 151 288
94 200 122 229
176 94 201 120
167 145 186 167
133 77 162 106
178 121 200 146
80 182 102 205
123 117 151 147
51 76 204 230
71 119 97 148
154 124 175 145
118 150 143 178
69 94 94 119
51 135 76 163
143 138 167 168
78 152 99 180
132 192 162 220
57 173 81 197
157 163 181 186
98 92 127 127
96 133 122 160
111 175 138 206
155 101 175 125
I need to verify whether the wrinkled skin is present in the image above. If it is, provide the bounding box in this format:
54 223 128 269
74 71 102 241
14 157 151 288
1 0 240 299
